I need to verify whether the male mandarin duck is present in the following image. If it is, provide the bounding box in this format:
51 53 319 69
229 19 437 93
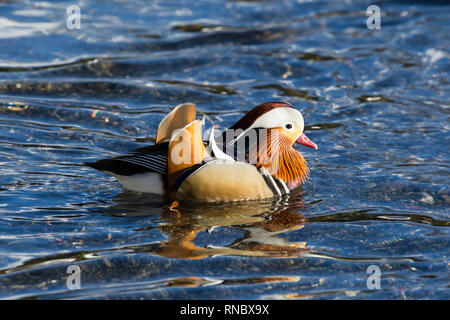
86 102 317 202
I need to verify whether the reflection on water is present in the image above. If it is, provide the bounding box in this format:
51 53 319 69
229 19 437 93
0 0 449 299
107 192 308 259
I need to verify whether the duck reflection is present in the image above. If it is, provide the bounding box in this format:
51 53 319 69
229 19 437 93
106 191 309 259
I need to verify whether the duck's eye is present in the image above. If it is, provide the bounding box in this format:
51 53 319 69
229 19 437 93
285 123 293 129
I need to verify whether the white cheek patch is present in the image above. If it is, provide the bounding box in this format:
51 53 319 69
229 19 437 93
250 107 304 133
226 107 305 146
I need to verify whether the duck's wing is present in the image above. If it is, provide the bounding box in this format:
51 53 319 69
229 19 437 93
85 142 168 176
85 102 196 176
167 119 209 186
156 103 196 144
85 118 208 180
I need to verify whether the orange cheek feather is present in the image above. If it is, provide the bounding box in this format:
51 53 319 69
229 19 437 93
249 128 309 190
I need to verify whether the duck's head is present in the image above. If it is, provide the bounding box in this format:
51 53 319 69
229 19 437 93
224 102 317 190
229 101 317 150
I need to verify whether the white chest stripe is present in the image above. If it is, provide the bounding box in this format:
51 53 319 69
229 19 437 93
278 179 290 194
260 168 282 197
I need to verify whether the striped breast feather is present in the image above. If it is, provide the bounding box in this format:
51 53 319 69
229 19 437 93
85 143 168 176
259 168 290 196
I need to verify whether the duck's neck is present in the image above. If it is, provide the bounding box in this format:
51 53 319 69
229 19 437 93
249 129 309 190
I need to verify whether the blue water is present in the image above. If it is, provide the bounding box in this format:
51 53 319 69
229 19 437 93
0 0 448 299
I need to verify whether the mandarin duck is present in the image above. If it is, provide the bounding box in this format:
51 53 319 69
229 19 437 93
86 102 317 202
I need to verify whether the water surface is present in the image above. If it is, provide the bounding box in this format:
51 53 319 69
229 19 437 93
0 0 449 299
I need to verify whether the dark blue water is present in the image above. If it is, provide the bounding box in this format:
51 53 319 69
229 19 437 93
0 0 448 299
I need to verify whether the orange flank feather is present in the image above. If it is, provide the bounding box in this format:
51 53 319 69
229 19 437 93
249 128 309 190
